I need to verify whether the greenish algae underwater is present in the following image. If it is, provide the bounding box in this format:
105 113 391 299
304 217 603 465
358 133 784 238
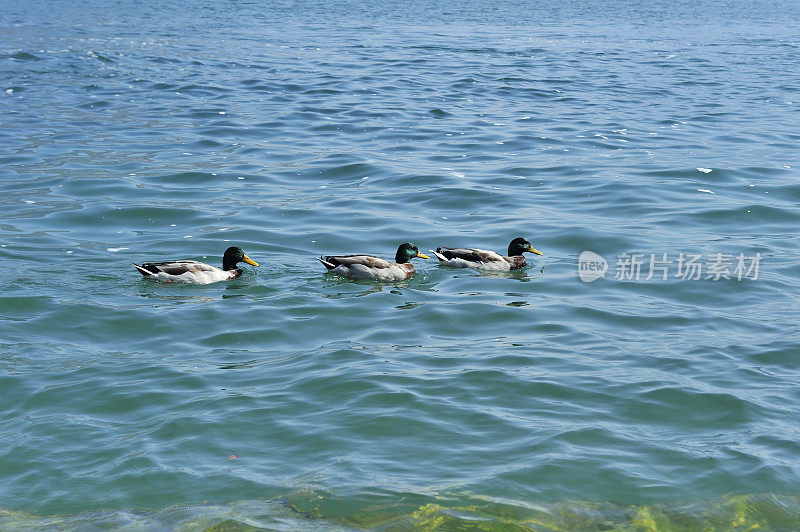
2 493 799 530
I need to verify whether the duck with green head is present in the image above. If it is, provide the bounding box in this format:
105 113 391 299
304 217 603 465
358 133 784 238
430 237 542 271
318 242 429 281
133 246 259 284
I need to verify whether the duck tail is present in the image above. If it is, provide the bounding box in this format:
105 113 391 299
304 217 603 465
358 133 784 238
132 263 153 277
429 249 448 262
317 256 337 270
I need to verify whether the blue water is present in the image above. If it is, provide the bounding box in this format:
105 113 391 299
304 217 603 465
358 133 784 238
2 0 800 528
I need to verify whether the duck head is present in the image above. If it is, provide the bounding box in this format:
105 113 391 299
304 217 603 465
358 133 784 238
508 237 543 257
222 246 260 271
395 242 430 264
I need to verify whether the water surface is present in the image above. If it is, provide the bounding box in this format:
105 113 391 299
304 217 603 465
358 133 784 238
2 0 799 528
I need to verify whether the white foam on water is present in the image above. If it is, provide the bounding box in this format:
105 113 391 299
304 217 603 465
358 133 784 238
697 167 713 173
107 247 128 252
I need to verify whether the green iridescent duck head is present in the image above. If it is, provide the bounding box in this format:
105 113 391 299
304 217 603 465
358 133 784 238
222 246 260 271
507 237 543 257
395 243 430 264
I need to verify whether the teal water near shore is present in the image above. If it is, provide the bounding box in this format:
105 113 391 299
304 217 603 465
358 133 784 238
2 0 800 528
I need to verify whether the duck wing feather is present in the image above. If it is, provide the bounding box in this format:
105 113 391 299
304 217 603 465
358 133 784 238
323 254 393 269
140 260 220 275
436 247 505 263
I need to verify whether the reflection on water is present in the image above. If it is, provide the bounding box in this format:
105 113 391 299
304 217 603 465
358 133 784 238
136 287 222 307
135 275 259 305
395 301 424 310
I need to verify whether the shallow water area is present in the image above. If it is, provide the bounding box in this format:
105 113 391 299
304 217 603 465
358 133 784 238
2 0 800 528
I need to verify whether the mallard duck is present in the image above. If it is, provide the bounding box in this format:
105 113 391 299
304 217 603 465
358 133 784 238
430 237 542 271
133 246 259 284
318 242 429 281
